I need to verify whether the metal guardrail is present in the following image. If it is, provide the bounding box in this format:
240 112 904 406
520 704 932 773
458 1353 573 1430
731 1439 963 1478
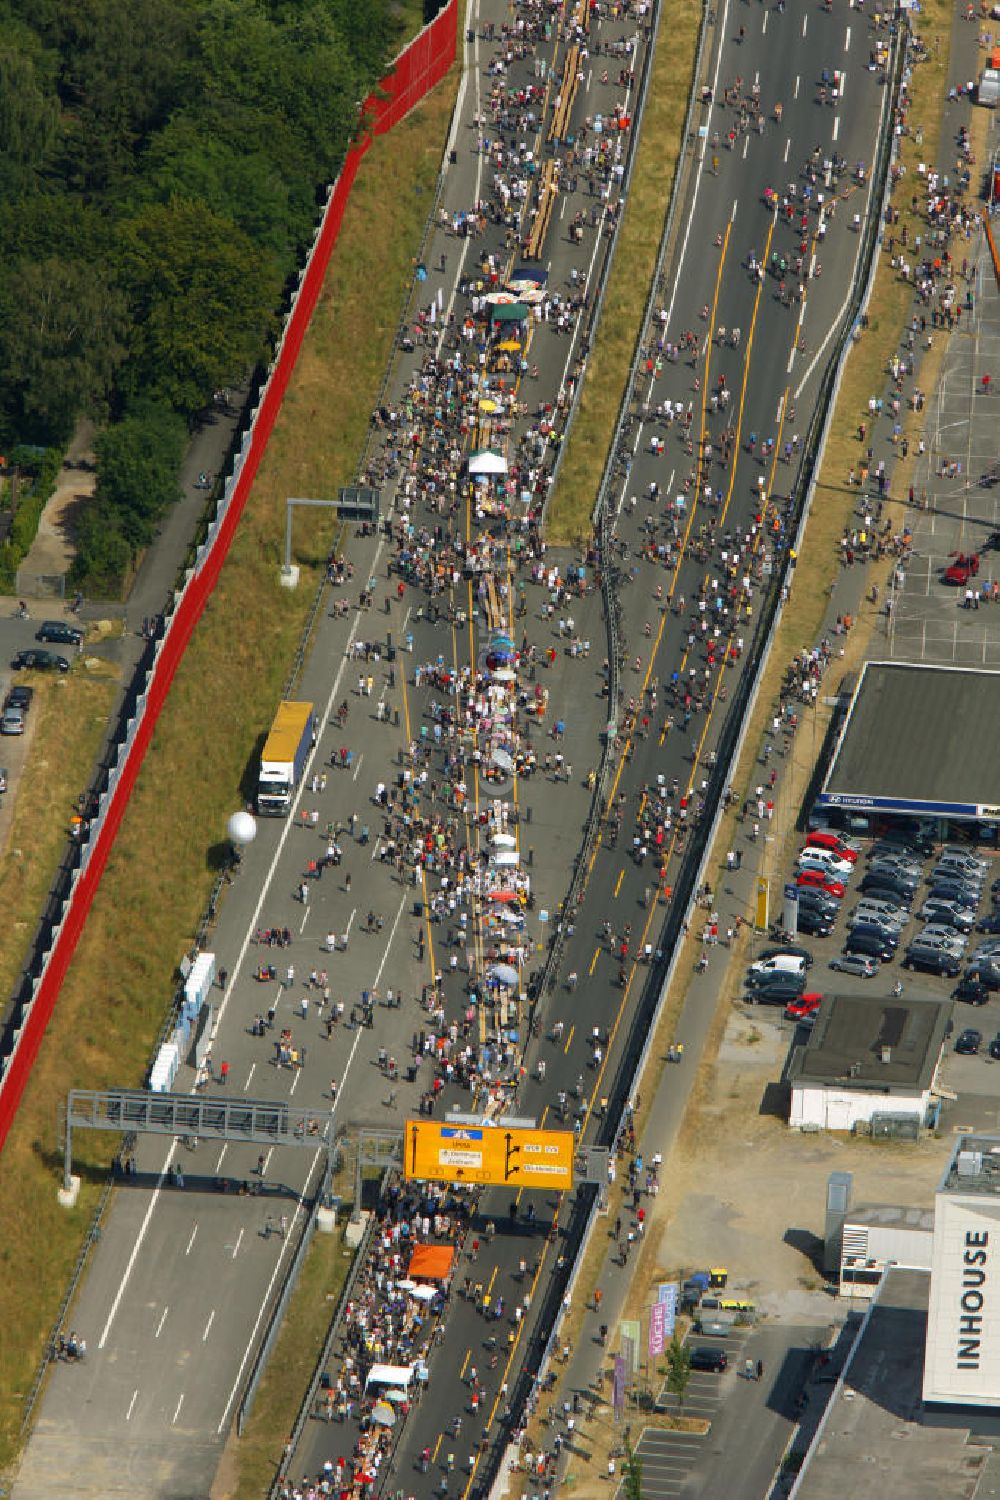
237 1154 329 1436
267 1211 377 1499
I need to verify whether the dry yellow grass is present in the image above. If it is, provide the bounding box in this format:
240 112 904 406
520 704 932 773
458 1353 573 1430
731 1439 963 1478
0 64 459 1478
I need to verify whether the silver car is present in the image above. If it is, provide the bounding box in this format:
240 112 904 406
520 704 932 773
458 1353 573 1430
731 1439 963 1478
0 706 24 736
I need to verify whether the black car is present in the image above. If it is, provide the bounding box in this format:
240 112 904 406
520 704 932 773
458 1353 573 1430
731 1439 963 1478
871 834 934 859
964 962 1000 990
866 866 918 894
689 1346 728 1372
36 620 82 646
927 882 979 910
954 975 990 1005
978 912 1000 934
11 648 70 672
796 911 834 938
747 974 807 1004
844 932 895 963
5 684 33 713
955 1028 983 1055
859 875 915 904
902 946 961 977
758 945 814 969
990 1033 1000 1061
848 921 899 949
796 891 840 916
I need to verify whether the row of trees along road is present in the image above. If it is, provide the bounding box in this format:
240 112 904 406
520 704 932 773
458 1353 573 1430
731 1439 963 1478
0 0 416 594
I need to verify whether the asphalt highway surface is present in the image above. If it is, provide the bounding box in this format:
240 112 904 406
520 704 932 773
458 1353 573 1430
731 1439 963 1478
11 2 893 1499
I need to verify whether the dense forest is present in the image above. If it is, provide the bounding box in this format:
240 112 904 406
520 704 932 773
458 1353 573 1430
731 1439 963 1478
0 0 414 591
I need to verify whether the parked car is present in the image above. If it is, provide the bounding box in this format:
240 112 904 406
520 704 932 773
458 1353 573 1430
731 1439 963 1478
866 861 918 889
749 954 809 981
747 974 807 1004
955 1028 983 1055
796 889 840 916
989 1033 1000 1061
847 921 898 949
977 912 1000 934
954 975 991 1005
689 1346 728 1373
828 953 879 977
798 845 855 874
797 871 847 899
940 845 989 872
871 834 934 859
920 900 975 932
5 685 33 713
931 860 984 886
918 926 967 953
902 945 961 977
785 994 823 1020
796 911 834 938
0 706 24 736
966 965 1000 994
11 648 70 672
797 851 854 878
852 902 906 930
757 946 814 969
805 832 859 862
854 896 909 922
971 939 1000 963
858 877 913 907
925 881 979 910
36 620 82 646
844 932 895 963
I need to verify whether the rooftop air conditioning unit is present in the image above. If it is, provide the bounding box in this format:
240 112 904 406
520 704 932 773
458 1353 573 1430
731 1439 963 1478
957 1151 984 1177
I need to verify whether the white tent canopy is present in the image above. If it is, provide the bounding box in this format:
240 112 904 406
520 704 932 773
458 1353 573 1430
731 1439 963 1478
365 1363 413 1391
468 450 508 476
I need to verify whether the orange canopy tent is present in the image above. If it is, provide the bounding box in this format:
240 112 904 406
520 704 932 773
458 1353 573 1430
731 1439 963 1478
408 1244 455 1280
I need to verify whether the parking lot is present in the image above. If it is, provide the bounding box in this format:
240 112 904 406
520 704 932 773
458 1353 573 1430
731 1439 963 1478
742 823 1000 1107
884 234 1000 668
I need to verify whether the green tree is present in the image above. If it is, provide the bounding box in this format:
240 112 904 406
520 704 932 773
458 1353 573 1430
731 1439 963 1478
117 198 280 414
0 34 60 193
0 257 128 444
92 403 185 547
665 1335 692 1409
623 1436 643 1500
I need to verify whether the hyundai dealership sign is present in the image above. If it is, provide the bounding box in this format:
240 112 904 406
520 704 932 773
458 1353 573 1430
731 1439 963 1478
924 1194 1000 1406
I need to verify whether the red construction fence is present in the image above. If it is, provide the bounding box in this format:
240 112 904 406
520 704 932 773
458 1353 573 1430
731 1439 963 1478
0 0 458 1154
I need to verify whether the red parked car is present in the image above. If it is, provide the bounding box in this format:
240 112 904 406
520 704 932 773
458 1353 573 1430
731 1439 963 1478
785 993 822 1020
796 870 847 899
944 552 980 585
805 831 859 863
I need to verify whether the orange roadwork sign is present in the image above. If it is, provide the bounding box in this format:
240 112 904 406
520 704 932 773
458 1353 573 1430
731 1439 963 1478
403 1119 575 1189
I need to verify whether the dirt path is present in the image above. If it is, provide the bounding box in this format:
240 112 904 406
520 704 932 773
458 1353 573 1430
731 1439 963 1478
18 420 96 588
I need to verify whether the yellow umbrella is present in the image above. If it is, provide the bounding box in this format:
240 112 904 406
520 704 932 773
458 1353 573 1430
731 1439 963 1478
497 339 522 351
478 399 498 412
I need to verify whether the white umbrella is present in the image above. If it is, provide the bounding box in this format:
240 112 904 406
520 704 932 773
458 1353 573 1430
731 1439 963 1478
468 450 508 476
491 849 519 868
491 831 517 848
372 1402 396 1427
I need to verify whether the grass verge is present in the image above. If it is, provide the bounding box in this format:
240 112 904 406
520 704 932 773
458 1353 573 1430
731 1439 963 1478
212 1226 352 1500
546 1 701 545
0 65 458 1480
